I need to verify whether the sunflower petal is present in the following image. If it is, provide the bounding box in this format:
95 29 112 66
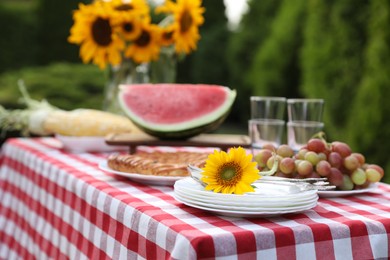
200 147 259 194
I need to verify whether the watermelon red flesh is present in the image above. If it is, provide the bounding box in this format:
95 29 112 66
121 84 228 124
118 84 236 134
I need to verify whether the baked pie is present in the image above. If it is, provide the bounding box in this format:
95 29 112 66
107 151 209 177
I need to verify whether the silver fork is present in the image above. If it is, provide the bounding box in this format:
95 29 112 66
187 164 336 191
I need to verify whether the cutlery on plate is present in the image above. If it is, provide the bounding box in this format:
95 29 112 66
187 164 336 191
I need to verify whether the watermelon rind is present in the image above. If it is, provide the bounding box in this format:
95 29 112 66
118 84 237 139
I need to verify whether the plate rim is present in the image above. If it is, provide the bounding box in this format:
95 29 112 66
174 178 318 200
174 189 318 211
174 188 318 207
174 194 317 217
318 183 378 198
98 161 184 185
56 134 127 152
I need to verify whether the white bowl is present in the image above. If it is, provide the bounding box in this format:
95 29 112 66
56 134 127 153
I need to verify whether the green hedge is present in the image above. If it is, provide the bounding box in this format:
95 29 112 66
0 62 105 110
302 0 390 182
231 0 390 182
35 0 89 65
0 2 38 73
226 0 283 123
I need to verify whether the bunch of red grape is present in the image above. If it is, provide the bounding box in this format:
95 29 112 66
253 138 384 190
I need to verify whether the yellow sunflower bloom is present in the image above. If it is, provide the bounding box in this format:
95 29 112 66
157 0 205 54
110 0 150 16
109 0 151 41
111 12 144 41
68 1 125 69
201 147 260 195
159 24 175 46
124 21 161 63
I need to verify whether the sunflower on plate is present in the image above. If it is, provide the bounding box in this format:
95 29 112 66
68 0 205 69
201 147 260 195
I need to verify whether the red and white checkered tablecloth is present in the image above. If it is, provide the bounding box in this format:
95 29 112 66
0 137 390 259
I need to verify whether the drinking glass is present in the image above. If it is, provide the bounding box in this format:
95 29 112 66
287 98 324 122
286 98 325 150
250 96 286 120
287 121 324 150
249 119 285 149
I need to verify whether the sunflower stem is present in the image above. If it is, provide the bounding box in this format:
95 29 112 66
258 153 279 176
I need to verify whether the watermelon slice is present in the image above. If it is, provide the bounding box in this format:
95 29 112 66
118 84 236 139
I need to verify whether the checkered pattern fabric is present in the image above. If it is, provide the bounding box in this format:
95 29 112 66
0 138 389 259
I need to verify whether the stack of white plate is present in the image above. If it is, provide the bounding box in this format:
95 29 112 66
174 178 318 218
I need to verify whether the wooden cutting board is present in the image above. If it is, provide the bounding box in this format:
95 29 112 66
105 133 251 154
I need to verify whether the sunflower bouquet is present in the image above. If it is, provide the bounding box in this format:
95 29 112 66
68 0 205 69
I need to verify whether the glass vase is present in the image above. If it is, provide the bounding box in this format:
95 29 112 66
150 47 177 84
103 59 149 114
103 49 177 114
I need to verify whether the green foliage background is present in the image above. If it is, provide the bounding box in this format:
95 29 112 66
230 0 390 181
0 0 389 182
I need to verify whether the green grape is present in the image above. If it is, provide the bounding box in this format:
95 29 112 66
276 145 294 158
318 152 327 161
266 155 281 171
351 168 367 185
304 151 320 166
279 157 295 174
316 160 331 176
366 168 382 183
297 160 313 176
343 155 360 171
352 153 365 166
339 175 354 190
295 148 308 160
254 149 273 168
366 164 384 178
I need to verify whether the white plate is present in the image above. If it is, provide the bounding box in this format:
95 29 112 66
174 194 317 218
98 161 183 186
56 134 127 153
318 183 378 198
174 188 318 208
174 190 318 211
175 186 318 208
174 178 318 203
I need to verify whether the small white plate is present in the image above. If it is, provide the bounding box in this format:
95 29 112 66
318 183 378 198
174 189 318 211
174 188 318 208
174 194 317 218
174 178 318 203
98 161 183 186
174 185 318 207
56 134 127 153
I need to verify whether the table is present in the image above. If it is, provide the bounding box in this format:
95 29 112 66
0 137 389 259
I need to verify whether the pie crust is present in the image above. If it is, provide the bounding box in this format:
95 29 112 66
107 151 208 177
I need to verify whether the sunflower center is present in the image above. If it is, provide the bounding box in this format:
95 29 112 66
135 30 151 47
123 22 134 33
163 30 173 41
92 17 112 46
220 166 238 181
180 10 193 33
115 4 134 11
